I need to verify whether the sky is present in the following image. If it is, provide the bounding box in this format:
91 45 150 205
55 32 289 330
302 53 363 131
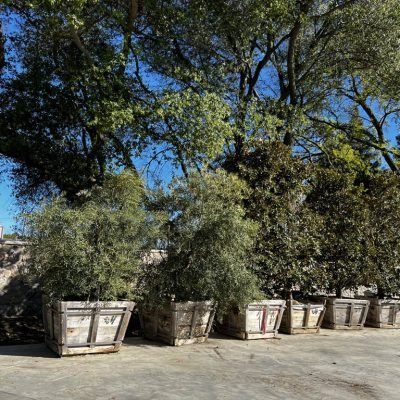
0 179 17 233
0 156 178 234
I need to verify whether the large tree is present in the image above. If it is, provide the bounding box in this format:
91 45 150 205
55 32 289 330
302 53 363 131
1 0 399 201
138 0 400 170
0 1 232 202
1 1 143 201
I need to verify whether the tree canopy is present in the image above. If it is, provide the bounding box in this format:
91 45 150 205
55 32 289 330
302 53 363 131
143 170 261 309
238 141 321 298
3 1 400 301
1 0 400 202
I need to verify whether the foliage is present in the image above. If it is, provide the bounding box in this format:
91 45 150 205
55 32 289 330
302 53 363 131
306 167 369 297
2 1 400 303
0 2 145 202
2 0 400 199
143 88 234 174
143 171 261 310
239 141 322 298
139 0 400 170
24 171 158 302
2 233 20 240
364 172 400 297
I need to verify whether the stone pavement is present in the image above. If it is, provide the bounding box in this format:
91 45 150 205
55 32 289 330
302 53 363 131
0 329 399 400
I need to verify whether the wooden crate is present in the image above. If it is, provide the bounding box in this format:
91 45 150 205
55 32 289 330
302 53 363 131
365 298 400 328
218 300 286 340
140 301 216 346
279 300 326 334
315 297 369 330
42 298 134 356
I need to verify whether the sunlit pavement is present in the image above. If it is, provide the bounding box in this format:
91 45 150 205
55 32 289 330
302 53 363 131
0 329 398 400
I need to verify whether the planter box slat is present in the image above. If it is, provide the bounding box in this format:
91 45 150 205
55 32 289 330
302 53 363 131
43 298 134 356
279 300 326 334
365 298 400 328
141 301 216 346
218 300 286 340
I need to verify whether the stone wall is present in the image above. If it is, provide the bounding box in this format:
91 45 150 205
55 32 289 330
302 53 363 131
0 240 43 345
0 240 28 297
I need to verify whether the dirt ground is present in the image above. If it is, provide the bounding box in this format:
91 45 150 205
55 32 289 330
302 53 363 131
0 329 399 400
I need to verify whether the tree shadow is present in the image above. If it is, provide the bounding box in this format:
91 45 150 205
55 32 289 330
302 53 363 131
123 336 168 348
0 342 57 358
0 273 44 346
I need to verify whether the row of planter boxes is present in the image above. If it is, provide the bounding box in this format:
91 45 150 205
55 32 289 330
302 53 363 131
42 297 400 356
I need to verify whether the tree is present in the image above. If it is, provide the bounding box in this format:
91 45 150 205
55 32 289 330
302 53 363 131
307 0 400 172
0 1 236 201
2 0 399 200
307 167 369 297
365 172 400 298
25 171 159 302
239 141 321 298
142 171 261 310
1 1 145 201
138 0 400 170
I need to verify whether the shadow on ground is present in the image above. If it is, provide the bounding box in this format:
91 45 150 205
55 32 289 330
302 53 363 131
0 342 56 358
0 275 44 346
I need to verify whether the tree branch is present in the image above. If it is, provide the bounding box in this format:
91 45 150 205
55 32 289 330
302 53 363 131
246 32 291 99
68 24 94 64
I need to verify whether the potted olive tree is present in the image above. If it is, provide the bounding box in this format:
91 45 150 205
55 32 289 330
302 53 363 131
140 171 261 345
364 172 400 328
235 142 325 336
307 167 370 329
25 171 157 356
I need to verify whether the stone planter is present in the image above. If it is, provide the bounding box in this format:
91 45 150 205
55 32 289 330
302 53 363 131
140 301 216 346
42 298 134 356
217 300 286 340
312 297 369 330
365 298 400 328
279 300 326 334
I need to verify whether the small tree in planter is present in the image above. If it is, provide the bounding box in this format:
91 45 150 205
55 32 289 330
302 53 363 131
307 167 370 329
364 172 400 328
25 171 158 356
237 141 325 335
141 170 262 345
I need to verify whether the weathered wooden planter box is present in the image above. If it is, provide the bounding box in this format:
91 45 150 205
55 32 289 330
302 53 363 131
365 298 400 328
314 297 369 330
279 300 326 334
140 301 217 346
218 300 286 340
42 299 134 356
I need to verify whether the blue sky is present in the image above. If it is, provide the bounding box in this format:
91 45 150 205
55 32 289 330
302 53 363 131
0 179 17 232
0 157 177 234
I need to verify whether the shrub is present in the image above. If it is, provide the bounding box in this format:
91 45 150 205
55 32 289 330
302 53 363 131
143 170 261 311
365 172 400 298
239 141 322 298
25 171 158 303
307 167 369 297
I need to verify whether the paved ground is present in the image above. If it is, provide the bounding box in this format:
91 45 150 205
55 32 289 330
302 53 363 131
0 329 399 400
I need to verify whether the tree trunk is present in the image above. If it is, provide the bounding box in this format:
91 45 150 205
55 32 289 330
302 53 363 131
377 287 385 300
285 289 293 300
